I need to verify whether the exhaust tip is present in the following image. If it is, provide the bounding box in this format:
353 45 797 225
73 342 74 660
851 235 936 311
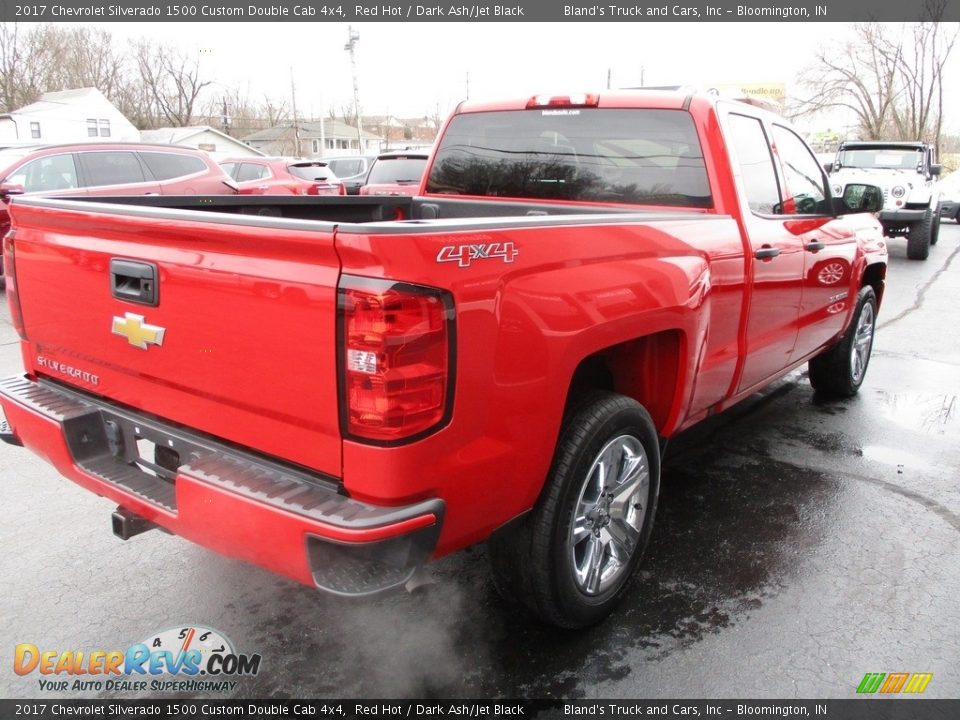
111 507 157 541
0 418 22 446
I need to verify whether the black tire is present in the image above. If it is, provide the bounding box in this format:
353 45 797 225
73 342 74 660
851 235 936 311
808 285 877 397
930 210 941 245
955 207 960 223
488 392 660 628
906 209 932 260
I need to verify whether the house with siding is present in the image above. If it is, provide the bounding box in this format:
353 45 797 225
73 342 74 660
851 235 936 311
0 88 139 145
139 126 264 160
241 119 382 158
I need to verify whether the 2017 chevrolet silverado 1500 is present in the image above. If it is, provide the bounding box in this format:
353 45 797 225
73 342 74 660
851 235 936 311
0 91 887 628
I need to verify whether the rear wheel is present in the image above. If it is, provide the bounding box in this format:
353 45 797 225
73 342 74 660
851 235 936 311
488 392 660 628
906 209 932 260
808 285 877 397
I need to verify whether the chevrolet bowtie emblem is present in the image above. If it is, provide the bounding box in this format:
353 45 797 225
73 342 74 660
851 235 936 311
112 313 165 350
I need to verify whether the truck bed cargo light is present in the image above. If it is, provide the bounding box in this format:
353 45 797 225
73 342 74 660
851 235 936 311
526 93 599 109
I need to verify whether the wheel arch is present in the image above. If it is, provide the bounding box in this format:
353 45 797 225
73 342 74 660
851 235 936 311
563 330 685 436
861 261 887 308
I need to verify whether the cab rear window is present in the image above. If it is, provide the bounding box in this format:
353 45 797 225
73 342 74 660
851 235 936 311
426 108 712 208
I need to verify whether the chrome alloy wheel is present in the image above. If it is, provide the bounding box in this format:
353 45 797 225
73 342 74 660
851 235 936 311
850 301 875 384
569 434 650 596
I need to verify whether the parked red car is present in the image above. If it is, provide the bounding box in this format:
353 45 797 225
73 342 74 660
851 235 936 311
358 150 429 196
0 143 237 279
219 157 345 196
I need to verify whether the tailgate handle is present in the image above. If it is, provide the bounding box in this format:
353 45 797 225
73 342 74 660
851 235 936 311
110 259 159 306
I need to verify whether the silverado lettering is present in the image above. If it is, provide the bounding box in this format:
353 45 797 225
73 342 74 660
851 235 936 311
0 90 887 628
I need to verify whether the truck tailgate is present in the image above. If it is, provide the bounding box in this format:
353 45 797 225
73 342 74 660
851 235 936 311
8 199 342 477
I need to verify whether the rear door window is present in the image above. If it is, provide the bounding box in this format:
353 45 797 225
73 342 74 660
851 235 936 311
236 163 270 182
426 108 711 207
139 152 206 180
726 114 781 215
78 152 146 187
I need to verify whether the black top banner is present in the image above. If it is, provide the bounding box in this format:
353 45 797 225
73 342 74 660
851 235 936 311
0 0 958 22
3 699 960 719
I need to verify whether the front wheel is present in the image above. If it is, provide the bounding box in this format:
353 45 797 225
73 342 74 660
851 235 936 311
808 285 877 397
906 209 932 260
488 392 660 628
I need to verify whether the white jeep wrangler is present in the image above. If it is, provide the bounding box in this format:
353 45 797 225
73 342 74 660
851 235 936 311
829 141 942 260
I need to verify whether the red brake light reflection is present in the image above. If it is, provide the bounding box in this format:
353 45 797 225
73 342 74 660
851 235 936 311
526 93 599 109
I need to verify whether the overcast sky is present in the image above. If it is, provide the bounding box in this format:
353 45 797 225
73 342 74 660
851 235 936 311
98 22 957 133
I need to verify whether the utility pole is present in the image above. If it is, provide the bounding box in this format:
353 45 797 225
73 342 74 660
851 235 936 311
607 68 611 90
466 71 470 100
290 68 302 157
344 26 363 154
319 92 326 158
221 98 230 135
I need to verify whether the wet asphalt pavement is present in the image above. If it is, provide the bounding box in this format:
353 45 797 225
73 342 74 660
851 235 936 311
1 225 958 700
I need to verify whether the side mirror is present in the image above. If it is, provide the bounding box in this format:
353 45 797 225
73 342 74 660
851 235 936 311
931 164 942 177
0 181 24 200
834 183 884 215
822 162 833 175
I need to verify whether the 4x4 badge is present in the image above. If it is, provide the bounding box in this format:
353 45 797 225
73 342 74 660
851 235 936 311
437 242 518 268
112 313 165 350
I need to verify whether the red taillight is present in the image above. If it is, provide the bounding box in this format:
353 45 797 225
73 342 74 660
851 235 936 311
3 232 25 339
338 182 346 196
338 276 454 443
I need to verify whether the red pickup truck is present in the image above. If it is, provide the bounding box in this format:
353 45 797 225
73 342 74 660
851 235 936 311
0 91 886 628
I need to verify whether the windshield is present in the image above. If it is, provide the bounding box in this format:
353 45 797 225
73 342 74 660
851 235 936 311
367 157 427 184
326 158 366 179
426 108 712 207
0 148 33 174
837 147 923 171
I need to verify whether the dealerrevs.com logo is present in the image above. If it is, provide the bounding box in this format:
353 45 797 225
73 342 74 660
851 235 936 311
14 625 261 693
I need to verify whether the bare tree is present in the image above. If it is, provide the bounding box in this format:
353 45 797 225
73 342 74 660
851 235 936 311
196 88 292 139
428 101 447 131
338 102 359 126
892 16 958 151
51 27 125 96
132 39 212 127
790 23 902 140
791 8 958 150
0 24 62 111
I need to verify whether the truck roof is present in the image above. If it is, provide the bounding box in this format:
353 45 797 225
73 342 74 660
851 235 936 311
839 140 927 149
454 89 776 115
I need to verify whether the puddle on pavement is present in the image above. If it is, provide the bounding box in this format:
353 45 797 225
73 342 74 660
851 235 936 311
861 445 932 470
874 391 957 435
